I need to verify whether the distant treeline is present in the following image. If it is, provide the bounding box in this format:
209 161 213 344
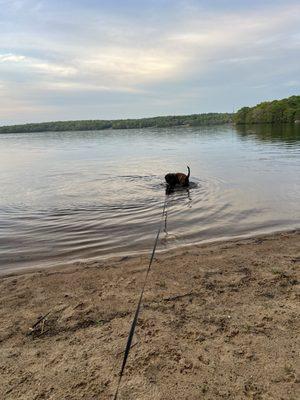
0 113 233 133
2 95 299 133
234 95 300 124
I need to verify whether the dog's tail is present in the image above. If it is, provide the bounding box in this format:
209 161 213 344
187 165 190 179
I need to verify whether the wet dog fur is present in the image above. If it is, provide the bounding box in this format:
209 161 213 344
165 166 190 193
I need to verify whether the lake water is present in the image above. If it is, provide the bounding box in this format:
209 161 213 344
0 124 299 273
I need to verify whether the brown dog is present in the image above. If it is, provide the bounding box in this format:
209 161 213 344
165 166 190 193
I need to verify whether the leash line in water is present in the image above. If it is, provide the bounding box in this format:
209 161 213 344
113 196 168 400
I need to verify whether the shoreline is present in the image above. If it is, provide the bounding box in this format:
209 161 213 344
1 230 299 399
2 227 299 277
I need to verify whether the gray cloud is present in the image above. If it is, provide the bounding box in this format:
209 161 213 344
0 0 299 124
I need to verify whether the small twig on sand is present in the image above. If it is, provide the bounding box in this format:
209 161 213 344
163 292 194 302
116 335 140 356
27 311 51 337
116 341 139 356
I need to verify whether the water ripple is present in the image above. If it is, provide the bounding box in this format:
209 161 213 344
0 124 299 272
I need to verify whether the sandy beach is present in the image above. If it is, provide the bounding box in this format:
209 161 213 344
0 230 299 400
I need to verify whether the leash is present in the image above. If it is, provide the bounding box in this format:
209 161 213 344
113 196 168 400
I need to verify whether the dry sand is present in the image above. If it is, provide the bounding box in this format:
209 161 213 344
0 230 299 400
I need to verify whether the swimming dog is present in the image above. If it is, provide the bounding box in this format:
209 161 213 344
165 166 190 193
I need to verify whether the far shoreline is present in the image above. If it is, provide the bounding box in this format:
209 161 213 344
1 94 299 134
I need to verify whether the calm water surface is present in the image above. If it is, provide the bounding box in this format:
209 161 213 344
0 124 299 272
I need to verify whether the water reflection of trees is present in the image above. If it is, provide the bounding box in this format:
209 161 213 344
235 124 300 145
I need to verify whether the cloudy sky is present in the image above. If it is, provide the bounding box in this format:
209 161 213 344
0 0 299 124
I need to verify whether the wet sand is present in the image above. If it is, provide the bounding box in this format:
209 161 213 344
0 230 299 400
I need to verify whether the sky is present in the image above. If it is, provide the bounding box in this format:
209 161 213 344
0 0 299 125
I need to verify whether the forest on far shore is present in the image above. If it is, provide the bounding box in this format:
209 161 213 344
0 113 233 133
234 95 300 124
1 95 299 133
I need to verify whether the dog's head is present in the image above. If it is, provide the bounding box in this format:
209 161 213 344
165 173 177 187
